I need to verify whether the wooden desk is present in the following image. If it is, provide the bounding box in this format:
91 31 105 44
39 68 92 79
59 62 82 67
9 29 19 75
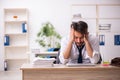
20 64 120 80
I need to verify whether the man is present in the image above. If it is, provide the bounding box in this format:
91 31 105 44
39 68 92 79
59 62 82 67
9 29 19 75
59 21 100 64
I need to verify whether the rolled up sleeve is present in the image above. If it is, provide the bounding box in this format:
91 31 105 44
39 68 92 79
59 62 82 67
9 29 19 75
89 51 100 64
89 35 101 64
59 52 68 64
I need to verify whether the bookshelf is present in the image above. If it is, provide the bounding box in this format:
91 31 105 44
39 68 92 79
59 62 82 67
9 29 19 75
71 4 120 63
4 8 29 71
98 4 120 62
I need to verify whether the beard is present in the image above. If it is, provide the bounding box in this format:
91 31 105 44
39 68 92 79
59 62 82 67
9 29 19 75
76 42 84 47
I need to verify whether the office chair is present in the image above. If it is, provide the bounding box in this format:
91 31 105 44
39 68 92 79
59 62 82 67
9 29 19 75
97 54 102 64
54 50 60 64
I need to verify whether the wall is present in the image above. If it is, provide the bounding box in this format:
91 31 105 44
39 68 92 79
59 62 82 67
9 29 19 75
0 0 120 71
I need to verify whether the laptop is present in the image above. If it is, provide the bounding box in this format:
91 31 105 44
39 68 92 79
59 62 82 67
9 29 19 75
66 63 95 67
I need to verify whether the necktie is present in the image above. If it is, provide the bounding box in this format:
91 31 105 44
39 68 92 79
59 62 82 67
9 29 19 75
77 45 84 63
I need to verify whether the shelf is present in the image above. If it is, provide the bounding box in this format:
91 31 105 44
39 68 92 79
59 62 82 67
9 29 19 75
6 59 28 71
98 5 120 18
5 56 28 61
5 20 27 23
4 8 27 11
4 45 28 48
5 33 27 35
5 33 27 36
79 18 97 19
4 8 28 22
5 57 28 60
98 18 120 20
4 8 29 71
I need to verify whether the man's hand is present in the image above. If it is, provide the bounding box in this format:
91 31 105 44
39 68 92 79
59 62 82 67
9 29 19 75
69 28 75 42
84 32 93 58
63 28 75 59
84 32 89 44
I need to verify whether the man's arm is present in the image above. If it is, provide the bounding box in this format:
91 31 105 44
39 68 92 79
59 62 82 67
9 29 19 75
63 40 73 59
84 34 93 58
84 34 100 64
63 28 74 59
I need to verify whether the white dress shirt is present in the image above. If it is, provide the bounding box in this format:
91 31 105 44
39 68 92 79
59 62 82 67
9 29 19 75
59 34 100 64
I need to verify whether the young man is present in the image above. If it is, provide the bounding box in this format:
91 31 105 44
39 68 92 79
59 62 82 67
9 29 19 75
59 21 100 64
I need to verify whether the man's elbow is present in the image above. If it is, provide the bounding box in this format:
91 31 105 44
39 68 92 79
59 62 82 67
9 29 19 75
90 53 101 64
59 55 68 64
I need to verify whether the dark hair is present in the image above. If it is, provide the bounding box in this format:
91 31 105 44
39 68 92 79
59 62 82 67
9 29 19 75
71 21 88 34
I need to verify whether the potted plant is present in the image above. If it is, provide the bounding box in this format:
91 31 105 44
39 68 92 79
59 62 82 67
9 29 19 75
36 22 61 51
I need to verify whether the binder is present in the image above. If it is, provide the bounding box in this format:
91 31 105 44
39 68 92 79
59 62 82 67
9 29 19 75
4 35 10 46
114 35 120 45
99 35 105 46
22 22 27 33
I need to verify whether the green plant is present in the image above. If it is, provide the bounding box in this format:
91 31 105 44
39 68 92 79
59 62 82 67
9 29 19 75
36 22 61 50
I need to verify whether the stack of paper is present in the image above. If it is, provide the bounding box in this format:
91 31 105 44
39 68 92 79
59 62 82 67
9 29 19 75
32 57 55 66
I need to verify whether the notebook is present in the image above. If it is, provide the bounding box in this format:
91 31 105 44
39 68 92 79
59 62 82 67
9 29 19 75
66 63 95 67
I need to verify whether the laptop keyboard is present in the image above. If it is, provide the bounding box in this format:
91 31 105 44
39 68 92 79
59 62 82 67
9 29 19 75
66 63 95 67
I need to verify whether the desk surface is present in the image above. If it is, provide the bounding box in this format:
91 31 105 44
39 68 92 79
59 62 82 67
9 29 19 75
20 63 120 80
20 63 120 71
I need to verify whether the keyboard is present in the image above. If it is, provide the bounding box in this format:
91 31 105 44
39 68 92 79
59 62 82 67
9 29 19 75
66 63 95 67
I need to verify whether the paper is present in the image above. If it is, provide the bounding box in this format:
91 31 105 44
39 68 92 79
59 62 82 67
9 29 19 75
32 57 55 65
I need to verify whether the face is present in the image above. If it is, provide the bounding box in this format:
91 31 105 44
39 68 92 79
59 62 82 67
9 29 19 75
74 31 84 46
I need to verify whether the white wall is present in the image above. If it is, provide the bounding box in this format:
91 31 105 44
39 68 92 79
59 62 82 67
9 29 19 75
0 0 120 71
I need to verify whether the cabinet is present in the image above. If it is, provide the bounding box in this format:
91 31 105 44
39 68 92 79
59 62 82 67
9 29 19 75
71 4 120 63
4 8 29 70
98 5 120 62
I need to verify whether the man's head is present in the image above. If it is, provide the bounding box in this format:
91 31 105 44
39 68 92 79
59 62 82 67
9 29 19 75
71 21 88 46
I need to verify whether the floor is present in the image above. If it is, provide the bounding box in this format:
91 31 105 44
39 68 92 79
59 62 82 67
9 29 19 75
0 70 22 80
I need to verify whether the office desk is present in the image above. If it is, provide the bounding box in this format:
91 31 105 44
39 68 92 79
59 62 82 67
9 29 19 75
20 64 120 80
